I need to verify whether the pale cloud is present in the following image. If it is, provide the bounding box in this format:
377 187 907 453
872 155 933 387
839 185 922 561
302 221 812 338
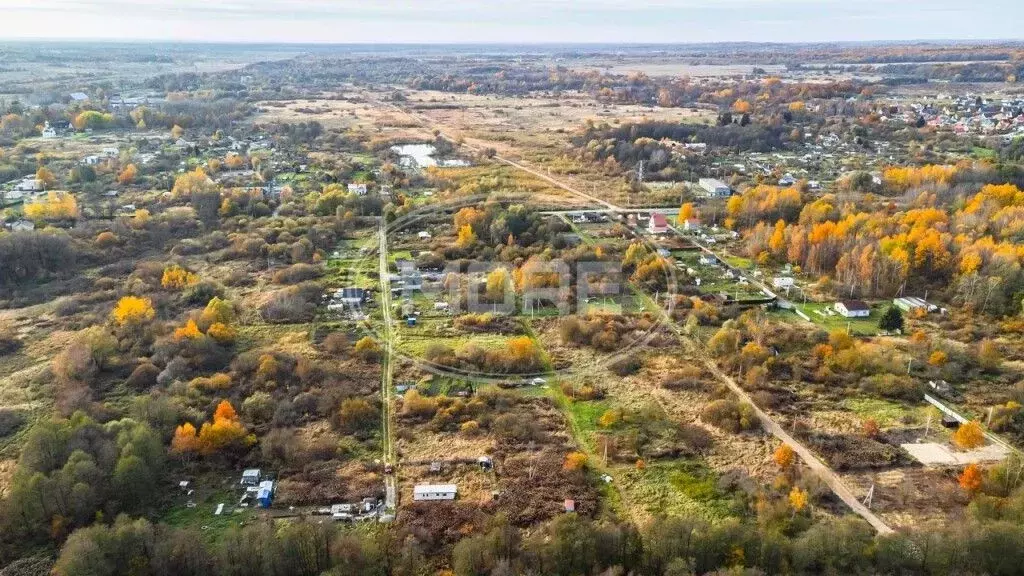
0 0 1019 43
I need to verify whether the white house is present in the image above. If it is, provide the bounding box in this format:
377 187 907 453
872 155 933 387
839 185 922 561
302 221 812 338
330 503 354 521
698 254 719 266
893 296 937 314
835 300 870 318
13 177 42 193
240 469 261 487
682 218 702 232
348 183 368 196
772 277 795 290
417 230 432 240
697 178 731 198
647 213 669 234
413 484 457 501
41 122 57 139
7 220 34 232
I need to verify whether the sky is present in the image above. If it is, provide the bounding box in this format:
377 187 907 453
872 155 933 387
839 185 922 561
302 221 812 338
1 0 1022 44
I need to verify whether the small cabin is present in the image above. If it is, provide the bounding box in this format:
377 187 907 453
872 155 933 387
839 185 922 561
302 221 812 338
835 300 870 318
240 468 261 487
413 484 457 501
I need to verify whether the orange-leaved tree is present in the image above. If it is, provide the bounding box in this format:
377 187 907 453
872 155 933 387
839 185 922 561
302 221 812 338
170 422 200 458
563 451 588 471
959 463 984 493
197 400 252 456
118 164 137 184
773 444 795 470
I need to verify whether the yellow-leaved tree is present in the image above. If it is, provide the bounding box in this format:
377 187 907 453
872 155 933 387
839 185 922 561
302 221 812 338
111 296 155 326
161 265 199 290
485 267 511 301
788 486 808 512
24 191 78 220
36 166 57 189
171 168 215 199
173 319 203 340
952 421 985 450
456 224 477 249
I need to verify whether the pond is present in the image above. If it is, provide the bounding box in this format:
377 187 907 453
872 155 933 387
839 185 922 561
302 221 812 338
391 143 469 168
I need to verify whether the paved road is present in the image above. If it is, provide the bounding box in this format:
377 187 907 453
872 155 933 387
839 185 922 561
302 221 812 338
378 219 397 514
374 95 893 535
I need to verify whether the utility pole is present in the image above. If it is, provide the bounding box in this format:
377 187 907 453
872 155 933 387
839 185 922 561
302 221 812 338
863 483 875 509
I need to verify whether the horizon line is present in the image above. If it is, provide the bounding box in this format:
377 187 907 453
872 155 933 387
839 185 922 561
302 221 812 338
2 38 1024 47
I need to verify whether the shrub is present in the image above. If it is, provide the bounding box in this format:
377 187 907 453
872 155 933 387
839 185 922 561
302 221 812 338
161 265 200 290
701 399 758 433
183 281 224 305
493 412 538 443
678 423 714 453
272 263 322 284
0 409 26 437
323 332 349 355
401 390 438 420
95 231 118 248
860 374 920 401
337 397 380 435
609 354 642 376
207 322 236 344
126 363 161 391
260 282 321 323
243 392 275 423
354 337 381 362
0 327 21 355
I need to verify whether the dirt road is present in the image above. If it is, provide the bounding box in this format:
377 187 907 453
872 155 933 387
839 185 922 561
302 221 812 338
380 96 894 535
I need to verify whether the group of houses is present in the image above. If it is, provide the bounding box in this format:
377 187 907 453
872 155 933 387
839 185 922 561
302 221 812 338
239 469 276 509
888 94 1024 138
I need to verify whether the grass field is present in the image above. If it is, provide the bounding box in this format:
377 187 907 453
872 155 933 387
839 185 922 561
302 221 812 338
792 302 881 334
161 484 258 543
842 397 926 428
613 460 741 521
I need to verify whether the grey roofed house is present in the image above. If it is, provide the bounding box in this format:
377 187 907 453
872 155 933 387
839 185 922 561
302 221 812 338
240 468 261 486
337 288 366 305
